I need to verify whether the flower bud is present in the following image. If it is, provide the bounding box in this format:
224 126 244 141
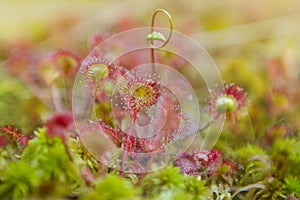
216 95 238 114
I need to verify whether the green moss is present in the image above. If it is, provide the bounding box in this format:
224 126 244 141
85 175 138 200
141 166 208 199
0 161 39 199
285 177 300 197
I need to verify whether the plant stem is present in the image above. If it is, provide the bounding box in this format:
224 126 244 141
197 114 221 133
119 115 136 177
51 85 64 112
151 48 155 73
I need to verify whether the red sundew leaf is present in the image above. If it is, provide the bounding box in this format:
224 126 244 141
81 55 126 83
207 82 249 118
111 72 162 120
98 120 180 153
98 121 159 153
225 83 247 105
222 160 237 171
82 56 112 82
97 121 123 148
0 135 8 147
174 149 223 175
125 77 161 115
18 136 28 147
174 152 200 174
82 55 129 107
52 50 81 77
205 149 222 167
0 125 28 147
45 112 74 144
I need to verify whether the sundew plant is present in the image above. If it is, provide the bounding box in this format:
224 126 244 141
1 1 300 200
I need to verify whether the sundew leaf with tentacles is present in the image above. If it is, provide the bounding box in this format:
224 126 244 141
103 74 192 153
81 55 193 153
98 99 192 153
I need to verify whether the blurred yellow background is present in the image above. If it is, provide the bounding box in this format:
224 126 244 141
1 0 300 50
